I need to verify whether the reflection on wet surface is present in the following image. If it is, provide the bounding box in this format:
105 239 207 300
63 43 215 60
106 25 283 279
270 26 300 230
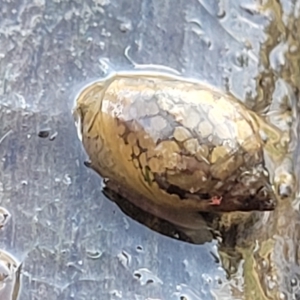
0 0 299 299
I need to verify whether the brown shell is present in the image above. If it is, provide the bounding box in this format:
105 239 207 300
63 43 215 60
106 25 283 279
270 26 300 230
74 71 279 229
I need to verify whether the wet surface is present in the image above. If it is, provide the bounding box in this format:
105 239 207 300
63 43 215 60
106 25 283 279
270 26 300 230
1 108 227 299
0 0 299 299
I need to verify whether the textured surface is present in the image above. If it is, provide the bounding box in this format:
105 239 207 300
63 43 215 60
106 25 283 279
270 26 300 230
0 0 299 299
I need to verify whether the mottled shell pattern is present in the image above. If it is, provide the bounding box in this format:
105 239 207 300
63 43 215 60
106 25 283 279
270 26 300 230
73 68 294 230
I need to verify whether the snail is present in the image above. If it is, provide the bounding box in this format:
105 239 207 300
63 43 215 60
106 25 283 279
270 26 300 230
73 67 296 231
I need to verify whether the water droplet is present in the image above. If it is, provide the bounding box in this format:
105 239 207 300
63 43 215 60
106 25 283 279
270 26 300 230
119 21 132 33
38 129 50 138
99 41 105 50
136 245 143 252
174 284 202 300
240 3 259 15
86 250 103 259
109 290 122 298
133 268 163 286
291 277 298 287
49 132 58 141
216 277 222 285
101 28 111 37
117 251 131 268
217 4 226 19
63 174 72 185
201 273 212 283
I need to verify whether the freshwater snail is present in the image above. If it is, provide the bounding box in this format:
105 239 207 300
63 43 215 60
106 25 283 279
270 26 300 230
73 68 295 230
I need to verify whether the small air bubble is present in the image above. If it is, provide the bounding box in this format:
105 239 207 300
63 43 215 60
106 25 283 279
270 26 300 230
291 278 298 287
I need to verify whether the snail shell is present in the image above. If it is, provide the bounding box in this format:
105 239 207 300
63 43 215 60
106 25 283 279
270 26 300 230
73 70 279 229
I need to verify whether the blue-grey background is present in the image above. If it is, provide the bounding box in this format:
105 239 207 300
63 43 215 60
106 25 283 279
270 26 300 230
0 0 299 299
